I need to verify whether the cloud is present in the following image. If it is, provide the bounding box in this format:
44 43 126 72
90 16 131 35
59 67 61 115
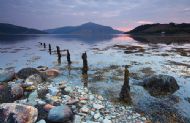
137 20 153 24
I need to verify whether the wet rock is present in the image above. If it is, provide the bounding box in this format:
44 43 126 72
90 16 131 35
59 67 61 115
27 90 38 106
80 106 89 113
37 66 48 71
49 86 59 96
103 118 112 123
142 74 179 96
17 68 41 79
43 104 55 111
37 119 46 123
45 69 60 77
0 103 38 123
0 69 15 82
47 105 73 123
25 74 43 85
74 115 82 123
93 103 104 110
11 85 23 99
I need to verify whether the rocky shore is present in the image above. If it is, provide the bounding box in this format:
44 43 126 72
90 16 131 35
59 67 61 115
0 67 149 123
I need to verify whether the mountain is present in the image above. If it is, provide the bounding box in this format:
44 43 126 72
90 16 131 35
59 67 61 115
0 23 47 34
45 22 123 34
126 23 190 35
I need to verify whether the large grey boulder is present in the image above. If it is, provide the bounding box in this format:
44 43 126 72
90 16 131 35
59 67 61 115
142 74 179 96
48 105 73 123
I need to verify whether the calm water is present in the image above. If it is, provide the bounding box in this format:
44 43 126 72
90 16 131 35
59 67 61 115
0 34 190 121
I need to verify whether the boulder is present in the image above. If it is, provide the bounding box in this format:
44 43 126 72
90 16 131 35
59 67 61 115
142 74 179 96
0 69 15 82
25 74 43 86
0 103 38 123
11 85 24 99
45 69 60 77
48 105 73 123
17 68 41 79
36 66 48 71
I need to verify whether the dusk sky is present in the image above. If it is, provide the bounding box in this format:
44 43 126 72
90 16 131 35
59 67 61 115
0 0 190 31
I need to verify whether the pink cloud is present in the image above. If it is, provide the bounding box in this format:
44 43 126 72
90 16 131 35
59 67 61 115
115 27 132 32
137 20 153 24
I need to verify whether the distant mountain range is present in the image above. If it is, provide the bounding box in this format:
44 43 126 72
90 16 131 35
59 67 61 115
44 22 122 34
0 23 47 34
126 23 190 35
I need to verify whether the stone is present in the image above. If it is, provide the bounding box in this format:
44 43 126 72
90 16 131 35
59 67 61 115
64 86 73 93
37 66 48 71
142 74 179 96
37 119 46 123
0 103 38 123
93 103 104 110
80 106 89 113
25 74 43 85
17 68 41 79
94 113 101 120
45 69 60 77
43 104 55 111
48 105 73 123
27 90 38 106
11 85 23 99
74 115 82 123
0 69 15 82
24 85 36 91
49 86 59 96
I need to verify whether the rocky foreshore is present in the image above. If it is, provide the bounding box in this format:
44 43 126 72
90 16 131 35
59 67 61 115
0 67 149 123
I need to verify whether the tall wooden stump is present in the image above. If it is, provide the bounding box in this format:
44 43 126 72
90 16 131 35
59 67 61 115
82 52 88 87
67 50 72 64
56 46 61 64
119 65 131 103
48 44 52 54
43 43 46 48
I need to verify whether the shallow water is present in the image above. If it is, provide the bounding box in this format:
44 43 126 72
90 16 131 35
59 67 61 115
0 34 190 122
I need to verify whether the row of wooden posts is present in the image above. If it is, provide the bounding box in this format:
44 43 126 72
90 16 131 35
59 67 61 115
39 42 131 102
39 42 88 75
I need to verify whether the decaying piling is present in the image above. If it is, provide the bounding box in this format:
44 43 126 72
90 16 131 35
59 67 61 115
82 52 88 74
82 52 88 87
67 50 72 64
119 65 131 103
48 44 52 54
43 43 46 48
56 46 61 64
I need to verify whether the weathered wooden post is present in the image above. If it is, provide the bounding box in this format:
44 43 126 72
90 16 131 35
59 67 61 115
119 65 131 103
56 46 61 64
43 43 46 48
48 44 52 54
82 52 88 87
67 50 72 64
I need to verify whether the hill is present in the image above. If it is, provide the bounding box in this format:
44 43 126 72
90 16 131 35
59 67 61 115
126 23 190 35
0 23 47 34
45 22 122 34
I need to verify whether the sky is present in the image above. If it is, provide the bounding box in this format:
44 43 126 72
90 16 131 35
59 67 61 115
0 0 190 31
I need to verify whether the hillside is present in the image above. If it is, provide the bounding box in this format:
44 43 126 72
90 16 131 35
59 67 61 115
45 22 122 34
126 23 190 35
0 23 47 34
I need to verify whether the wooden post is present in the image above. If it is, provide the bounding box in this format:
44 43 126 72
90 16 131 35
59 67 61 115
119 65 131 103
43 43 46 48
67 50 72 64
56 46 61 57
82 52 88 87
48 44 52 54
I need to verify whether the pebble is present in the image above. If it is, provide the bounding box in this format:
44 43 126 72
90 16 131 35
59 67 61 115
93 103 104 110
102 118 112 123
37 119 46 123
81 106 90 113
94 113 101 120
